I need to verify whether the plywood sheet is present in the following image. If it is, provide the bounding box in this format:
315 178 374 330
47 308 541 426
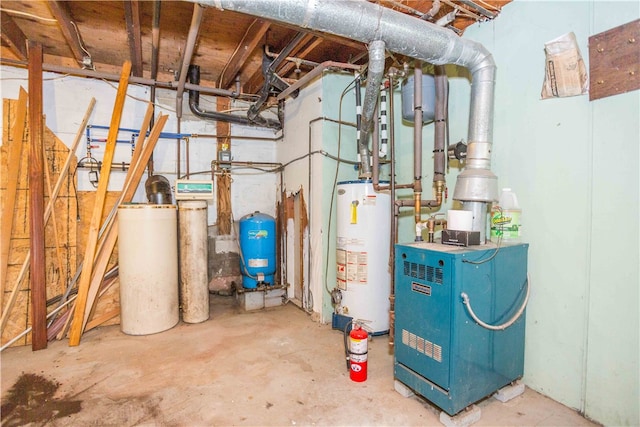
1 98 78 347
589 19 640 101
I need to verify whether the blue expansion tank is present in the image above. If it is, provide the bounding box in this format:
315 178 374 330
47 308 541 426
239 211 276 289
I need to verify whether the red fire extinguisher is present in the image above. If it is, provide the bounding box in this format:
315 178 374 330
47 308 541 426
349 324 368 382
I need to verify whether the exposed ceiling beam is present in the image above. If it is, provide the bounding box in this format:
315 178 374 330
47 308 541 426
219 19 270 90
124 0 144 77
47 1 86 65
243 66 265 95
0 11 28 60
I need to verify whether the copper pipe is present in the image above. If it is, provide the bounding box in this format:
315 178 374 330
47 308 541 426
414 192 422 223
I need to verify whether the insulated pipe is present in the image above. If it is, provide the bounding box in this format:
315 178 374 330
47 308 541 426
373 72 413 192
193 0 499 227
379 81 388 157
372 101 379 174
413 65 424 225
358 40 386 178
413 65 423 195
433 65 447 184
355 76 362 162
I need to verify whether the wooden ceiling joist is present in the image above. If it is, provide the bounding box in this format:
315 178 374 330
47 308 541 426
124 0 144 77
47 1 86 66
219 19 271 90
0 11 28 61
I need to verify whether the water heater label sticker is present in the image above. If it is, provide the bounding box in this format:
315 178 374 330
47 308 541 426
336 249 346 264
347 263 358 282
357 264 368 283
363 195 377 206
337 264 346 281
345 251 368 283
248 258 268 267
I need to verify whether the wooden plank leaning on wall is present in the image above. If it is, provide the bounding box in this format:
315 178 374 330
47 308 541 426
68 61 132 347
28 41 47 351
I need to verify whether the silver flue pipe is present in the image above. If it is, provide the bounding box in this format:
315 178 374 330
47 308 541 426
189 0 498 235
358 40 386 178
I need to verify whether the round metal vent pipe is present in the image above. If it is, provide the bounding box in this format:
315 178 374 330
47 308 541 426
189 0 499 227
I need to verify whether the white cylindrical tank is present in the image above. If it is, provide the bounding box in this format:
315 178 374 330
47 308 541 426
336 180 391 334
178 200 210 323
118 204 179 335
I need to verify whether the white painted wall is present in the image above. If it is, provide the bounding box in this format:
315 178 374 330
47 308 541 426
0 66 279 225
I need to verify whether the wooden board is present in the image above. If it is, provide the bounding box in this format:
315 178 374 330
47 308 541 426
0 88 27 310
68 61 131 347
0 98 78 348
589 19 640 101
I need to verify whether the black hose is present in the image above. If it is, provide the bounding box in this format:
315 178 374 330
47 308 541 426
343 320 352 371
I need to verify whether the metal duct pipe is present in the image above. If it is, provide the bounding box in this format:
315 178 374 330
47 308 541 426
358 40 386 179
192 0 499 213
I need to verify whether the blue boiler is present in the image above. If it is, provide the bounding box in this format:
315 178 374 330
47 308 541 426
394 241 528 415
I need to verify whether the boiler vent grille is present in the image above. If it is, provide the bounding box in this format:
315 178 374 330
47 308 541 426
403 261 443 284
401 328 442 363
403 261 425 280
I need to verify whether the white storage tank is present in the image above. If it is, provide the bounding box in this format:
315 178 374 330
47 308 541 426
336 180 391 334
178 200 210 323
118 204 179 335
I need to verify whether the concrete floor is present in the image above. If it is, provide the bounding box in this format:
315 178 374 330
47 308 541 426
1 295 597 426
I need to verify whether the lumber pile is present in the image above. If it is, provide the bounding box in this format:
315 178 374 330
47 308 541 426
0 61 169 349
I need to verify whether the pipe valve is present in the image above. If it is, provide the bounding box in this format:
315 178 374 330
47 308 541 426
448 141 467 161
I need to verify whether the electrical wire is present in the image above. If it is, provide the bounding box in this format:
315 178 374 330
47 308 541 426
461 273 530 331
70 20 94 69
323 75 361 297
0 8 58 23
0 74 72 82
218 18 259 88
462 207 503 265
99 79 177 113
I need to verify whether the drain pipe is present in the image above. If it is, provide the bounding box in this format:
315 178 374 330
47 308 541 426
358 40 386 179
187 65 282 129
176 3 203 119
248 32 306 124
193 0 498 233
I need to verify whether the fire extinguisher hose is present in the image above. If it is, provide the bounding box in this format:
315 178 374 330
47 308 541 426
343 321 351 370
